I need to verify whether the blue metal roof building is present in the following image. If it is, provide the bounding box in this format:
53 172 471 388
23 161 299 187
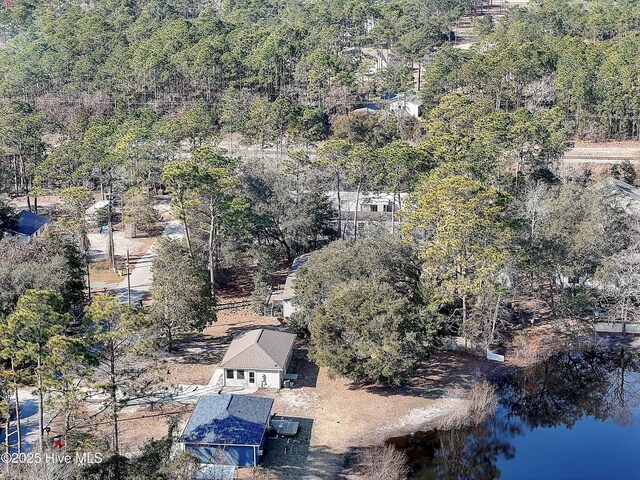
180 395 274 467
8 210 48 240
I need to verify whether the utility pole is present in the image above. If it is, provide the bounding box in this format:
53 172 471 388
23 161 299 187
86 258 91 301
107 198 116 272
126 249 131 308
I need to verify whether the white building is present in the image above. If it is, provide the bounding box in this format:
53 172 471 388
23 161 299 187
86 200 110 227
327 191 408 238
265 253 311 320
218 329 296 389
327 191 405 214
389 93 423 119
281 254 311 319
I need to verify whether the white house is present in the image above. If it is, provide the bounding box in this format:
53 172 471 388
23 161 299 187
5 210 49 242
326 191 408 238
389 93 423 119
86 200 110 227
219 329 296 389
327 191 405 214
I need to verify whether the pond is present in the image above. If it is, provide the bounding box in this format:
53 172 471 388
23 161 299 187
387 350 640 480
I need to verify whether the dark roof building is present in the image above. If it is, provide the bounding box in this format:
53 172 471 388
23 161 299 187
180 394 274 467
7 210 49 239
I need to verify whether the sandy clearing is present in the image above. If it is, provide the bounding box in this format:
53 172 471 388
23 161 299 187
256 349 501 480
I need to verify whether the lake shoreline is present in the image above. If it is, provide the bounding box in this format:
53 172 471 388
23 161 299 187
384 345 640 479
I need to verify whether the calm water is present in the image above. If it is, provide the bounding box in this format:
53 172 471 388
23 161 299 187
388 351 640 480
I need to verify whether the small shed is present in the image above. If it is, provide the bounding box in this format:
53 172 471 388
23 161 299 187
180 394 274 467
6 210 49 242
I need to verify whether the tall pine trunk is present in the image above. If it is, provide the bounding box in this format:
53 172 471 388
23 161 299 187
11 358 21 455
109 341 119 455
178 195 193 257
207 198 217 298
336 175 343 239
353 182 362 241
107 200 116 271
36 355 44 451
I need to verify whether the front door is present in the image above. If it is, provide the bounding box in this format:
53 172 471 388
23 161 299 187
248 371 256 386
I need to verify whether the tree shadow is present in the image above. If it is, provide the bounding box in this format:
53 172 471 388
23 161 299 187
288 346 319 389
356 351 514 399
262 417 312 477
224 323 291 339
0 398 39 455
216 260 255 297
168 332 231 365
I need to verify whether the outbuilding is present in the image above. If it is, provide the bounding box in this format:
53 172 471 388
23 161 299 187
5 210 49 242
219 329 296 389
180 394 274 467
281 253 311 319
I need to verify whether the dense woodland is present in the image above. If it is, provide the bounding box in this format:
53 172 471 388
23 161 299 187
0 0 640 478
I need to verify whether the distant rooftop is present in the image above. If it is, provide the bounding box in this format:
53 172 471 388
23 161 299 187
180 395 274 446
612 179 640 200
325 191 408 202
9 210 48 236
282 254 312 300
289 253 311 275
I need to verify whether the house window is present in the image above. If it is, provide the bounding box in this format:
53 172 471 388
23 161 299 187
237 370 245 380
383 204 393 212
370 205 378 212
249 372 255 383
226 370 233 379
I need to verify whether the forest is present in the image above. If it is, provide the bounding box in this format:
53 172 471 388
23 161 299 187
1 0 640 478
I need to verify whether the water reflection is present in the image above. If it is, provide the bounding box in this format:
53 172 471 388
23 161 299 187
502 350 640 429
388 350 640 479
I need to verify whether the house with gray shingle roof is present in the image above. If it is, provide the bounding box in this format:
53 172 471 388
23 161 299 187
219 329 296 389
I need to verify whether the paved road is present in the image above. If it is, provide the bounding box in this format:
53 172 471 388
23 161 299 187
93 219 183 305
563 156 640 164
0 389 41 456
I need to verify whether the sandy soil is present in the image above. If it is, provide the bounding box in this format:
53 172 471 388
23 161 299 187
72 403 193 455
453 0 531 50
117 404 192 454
253 349 503 480
566 140 640 159
87 233 157 287
7 194 62 211
87 229 157 263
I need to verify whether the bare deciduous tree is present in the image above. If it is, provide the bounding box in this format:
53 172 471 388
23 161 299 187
358 444 410 480
596 244 640 327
